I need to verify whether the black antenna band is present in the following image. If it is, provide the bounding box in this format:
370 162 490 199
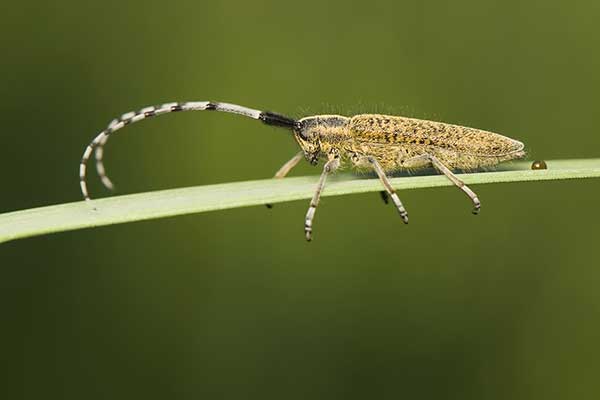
259 111 298 129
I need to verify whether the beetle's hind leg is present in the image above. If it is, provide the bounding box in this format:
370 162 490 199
402 153 481 214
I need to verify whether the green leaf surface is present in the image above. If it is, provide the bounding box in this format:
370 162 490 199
1 159 599 244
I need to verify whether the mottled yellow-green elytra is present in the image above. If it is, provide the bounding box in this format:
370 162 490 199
295 114 525 171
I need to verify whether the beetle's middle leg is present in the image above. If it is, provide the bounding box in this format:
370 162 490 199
364 156 409 224
401 153 481 214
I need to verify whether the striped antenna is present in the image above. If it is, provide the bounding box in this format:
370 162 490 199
79 101 298 201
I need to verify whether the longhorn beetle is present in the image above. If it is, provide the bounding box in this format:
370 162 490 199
79 101 526 241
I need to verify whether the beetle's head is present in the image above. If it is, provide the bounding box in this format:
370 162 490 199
294 115 349 165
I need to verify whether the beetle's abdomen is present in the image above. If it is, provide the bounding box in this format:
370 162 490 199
447 127 524 157
350 114 524 157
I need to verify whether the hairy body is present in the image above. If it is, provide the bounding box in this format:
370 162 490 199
297 114 525 171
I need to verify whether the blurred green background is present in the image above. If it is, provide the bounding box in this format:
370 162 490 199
2 1 600 398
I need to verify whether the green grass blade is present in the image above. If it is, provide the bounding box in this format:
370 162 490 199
1 158 599 244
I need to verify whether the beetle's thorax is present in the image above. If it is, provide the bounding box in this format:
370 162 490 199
294 115 350 164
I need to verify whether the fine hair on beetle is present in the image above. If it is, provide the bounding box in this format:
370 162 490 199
79 101 526 241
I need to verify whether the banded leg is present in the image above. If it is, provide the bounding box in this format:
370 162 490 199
305 155 340 241
428 154 480 214
265 151 304 209
80 101 297 201
367 156 409 223
404 153 481 214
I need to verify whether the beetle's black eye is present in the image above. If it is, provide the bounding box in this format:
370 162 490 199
294 121 309 140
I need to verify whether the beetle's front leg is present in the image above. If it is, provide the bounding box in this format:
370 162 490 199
304 151 340 241
265 151 304 209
